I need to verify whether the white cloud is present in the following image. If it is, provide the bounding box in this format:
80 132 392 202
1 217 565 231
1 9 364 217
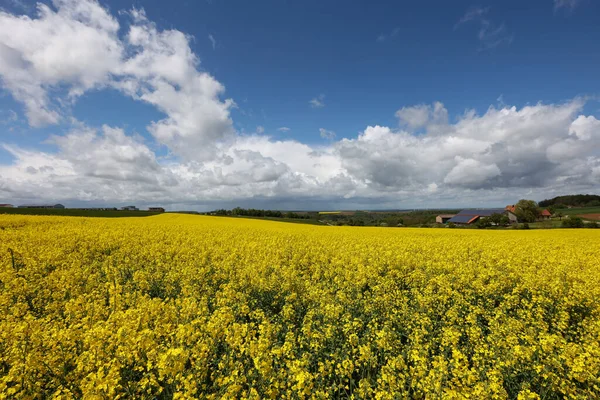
319 128 336 140
208 34 216 49
569 115 599 141
395 102 448 130
0 1 235 161
1 99 599 208
309 94 325 108
277 127 291 133
443 158 501 187
335 100 598 195
0 0 123 125
116 8 235 160
47 125 164 183
395 104 430 129
0 123 177 203
256 125 265 134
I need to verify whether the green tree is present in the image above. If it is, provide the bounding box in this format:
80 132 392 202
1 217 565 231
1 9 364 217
489 213 510 226
514 199 539 223
562 217 584 228
476 218 492 229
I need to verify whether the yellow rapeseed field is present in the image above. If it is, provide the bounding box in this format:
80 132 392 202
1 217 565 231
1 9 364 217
1 214 599 399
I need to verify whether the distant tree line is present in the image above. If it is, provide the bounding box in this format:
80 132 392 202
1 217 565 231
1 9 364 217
539 194 600 208
211 207 311 219
208 208 462 227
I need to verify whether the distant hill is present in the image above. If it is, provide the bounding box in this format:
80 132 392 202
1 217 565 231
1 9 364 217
539 194 600 208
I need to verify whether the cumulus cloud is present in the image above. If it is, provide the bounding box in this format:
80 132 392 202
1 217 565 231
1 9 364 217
47 125 164 184
0 0 235 160
1 99 599 208
115 8 235 160
0 0 122 125
341 100 600 193
444 158 501 187
1 123 177 203
569 115 600 141
395 102 448 131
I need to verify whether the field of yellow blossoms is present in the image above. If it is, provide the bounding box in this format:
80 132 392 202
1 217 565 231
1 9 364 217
1 214 599 399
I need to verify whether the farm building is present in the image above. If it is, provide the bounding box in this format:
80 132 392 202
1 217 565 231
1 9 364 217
447 209 517 225
507 205 553 221
435 214 456 224
540 209 552 220
18 204 65 209
149 207 165 212
0 204 14 208
121 206 139 211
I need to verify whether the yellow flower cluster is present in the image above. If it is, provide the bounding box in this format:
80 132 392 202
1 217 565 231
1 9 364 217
1 214 599 399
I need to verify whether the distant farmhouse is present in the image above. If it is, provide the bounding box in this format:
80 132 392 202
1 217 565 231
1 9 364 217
148 207 165 212
0 204 14 208
540 209 552 220
19 204 65 209
435 214 456 224
121 206 139 211
445 208 518 225
506 204 553 221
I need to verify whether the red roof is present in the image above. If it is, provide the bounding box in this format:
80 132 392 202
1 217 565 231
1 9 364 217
541 209 552 216
468 216 479 224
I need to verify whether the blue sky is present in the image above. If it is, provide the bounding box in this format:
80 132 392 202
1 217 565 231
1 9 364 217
79 0 600 140
0 0 599 210
121 0 600 136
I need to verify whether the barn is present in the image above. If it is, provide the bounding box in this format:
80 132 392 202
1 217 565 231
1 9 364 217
435 214 456 224
447 209 517 225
